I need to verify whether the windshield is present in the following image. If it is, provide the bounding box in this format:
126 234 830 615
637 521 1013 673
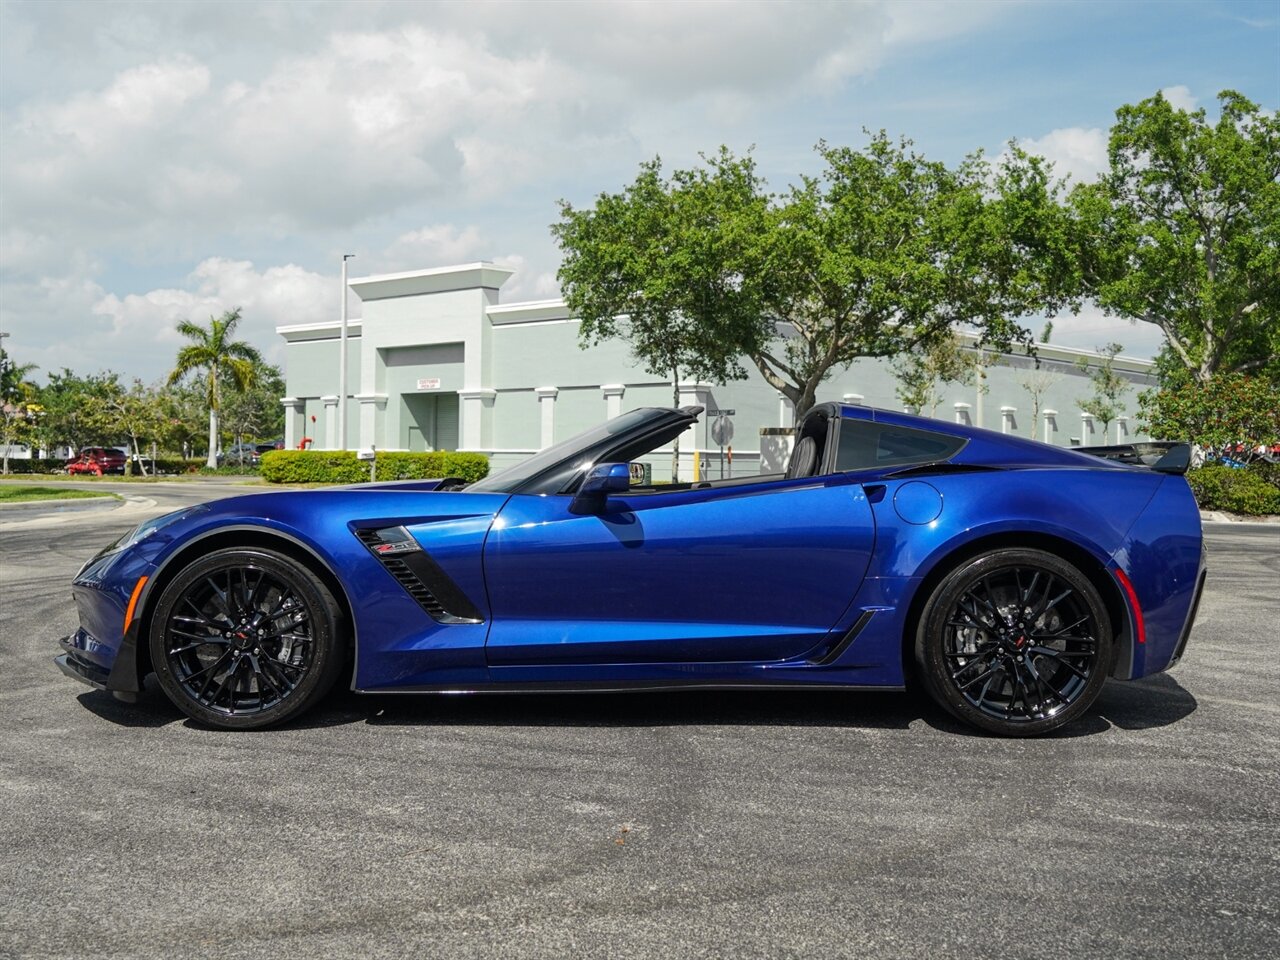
467 408 674 494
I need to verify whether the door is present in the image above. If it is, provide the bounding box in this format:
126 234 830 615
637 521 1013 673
483 476 875 666
403 393 461 451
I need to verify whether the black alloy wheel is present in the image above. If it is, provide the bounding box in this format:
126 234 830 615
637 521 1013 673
149 547 345 729
915 548 1113 736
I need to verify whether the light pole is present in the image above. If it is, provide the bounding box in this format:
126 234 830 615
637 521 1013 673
338 255 354 450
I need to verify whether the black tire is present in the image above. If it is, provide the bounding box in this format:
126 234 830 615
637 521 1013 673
149 547 346 730
915 548 1113 737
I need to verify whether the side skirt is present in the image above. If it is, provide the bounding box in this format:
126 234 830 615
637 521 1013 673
354 681 905 695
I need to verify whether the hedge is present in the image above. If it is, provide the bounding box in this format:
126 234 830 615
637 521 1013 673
1 456 206 476
1 458 69 474
1186 465 1280 516
260 450 490 485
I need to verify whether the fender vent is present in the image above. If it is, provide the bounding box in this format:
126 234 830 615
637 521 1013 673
354 527 484 624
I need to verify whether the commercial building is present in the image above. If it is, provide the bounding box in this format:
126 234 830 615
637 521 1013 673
277 262 1157 478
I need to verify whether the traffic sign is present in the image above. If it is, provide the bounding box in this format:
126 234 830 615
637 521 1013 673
710 416 735 446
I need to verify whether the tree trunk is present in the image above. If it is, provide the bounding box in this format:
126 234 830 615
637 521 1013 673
206 408 219 469
132 434 148 477
793 378 820 421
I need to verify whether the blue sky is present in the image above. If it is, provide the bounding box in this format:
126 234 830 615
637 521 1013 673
1 0 1276 382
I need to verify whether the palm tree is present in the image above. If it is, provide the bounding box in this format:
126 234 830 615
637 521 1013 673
1 352 40 475
167 309 262 468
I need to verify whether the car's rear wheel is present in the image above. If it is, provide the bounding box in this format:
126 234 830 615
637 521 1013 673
149 547 345 730
915 548 1113 737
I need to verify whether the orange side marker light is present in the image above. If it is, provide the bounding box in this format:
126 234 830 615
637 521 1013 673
124 576 149 632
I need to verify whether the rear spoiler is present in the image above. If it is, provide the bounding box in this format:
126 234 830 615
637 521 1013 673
1077 441 1192 475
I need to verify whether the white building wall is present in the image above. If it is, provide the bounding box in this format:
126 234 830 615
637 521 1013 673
278 262 1159 475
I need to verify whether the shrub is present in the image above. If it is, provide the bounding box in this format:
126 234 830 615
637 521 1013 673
1140 375 1280 452
1186 465 1280 516
156 458 205 475
260 450 489 485
1250 461 1280 491
2 457 69 474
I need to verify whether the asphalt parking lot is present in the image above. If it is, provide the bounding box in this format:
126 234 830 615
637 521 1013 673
2 482 1278 959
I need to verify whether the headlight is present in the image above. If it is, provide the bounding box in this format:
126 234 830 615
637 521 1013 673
77 505 210 581
109 505 209 554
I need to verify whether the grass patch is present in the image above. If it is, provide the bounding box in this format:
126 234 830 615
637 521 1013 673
0 485 120 504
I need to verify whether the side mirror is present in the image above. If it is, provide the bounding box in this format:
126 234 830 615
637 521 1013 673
571 463 630 513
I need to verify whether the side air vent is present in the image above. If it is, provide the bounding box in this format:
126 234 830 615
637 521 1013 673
354 527 484 625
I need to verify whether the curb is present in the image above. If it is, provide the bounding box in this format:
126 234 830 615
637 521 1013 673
0 495 123 517
1199 510 1280 526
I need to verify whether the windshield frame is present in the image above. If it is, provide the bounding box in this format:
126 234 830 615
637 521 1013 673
466 407 690 496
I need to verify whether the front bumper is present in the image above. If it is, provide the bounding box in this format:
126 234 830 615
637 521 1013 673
55 634 110 689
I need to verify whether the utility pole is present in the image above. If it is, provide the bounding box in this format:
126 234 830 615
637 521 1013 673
338 254 355 450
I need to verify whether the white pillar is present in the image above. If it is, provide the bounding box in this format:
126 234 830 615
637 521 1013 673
281 397 303 449
338 254 354 450
778 392 795 428
842 393 864 405
679 382 712 480
1043 409 1057 445
457 389 495 451
321 395 339 450
1115 417 1128 444
601 384 625 420
954 402 971 425
1081 412 1095 443
1000 405 1017 435
355 392 386 452
535 387 559 449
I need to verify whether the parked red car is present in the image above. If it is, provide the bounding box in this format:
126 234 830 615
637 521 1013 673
66 447 127 476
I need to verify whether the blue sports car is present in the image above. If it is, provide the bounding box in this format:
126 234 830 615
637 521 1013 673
56 402 1205 736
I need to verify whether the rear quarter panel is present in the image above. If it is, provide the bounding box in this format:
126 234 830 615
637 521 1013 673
1110 476 1204 678
833 467 1164 685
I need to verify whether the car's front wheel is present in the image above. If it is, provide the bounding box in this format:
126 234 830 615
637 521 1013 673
149 547 346 730
915 548 1113 737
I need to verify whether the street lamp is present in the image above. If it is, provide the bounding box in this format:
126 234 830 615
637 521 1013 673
338 255 354 450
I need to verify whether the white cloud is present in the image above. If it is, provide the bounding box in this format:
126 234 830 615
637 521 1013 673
376 228 561 302
1159 84 1198 112
1014 127 1109 186
0 0 1036 380
3 259 337 382
1043 305 1166 358
492 254 561 302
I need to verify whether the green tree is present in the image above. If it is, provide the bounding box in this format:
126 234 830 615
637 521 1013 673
553 150 769 479
220 362 285 451
1 349 41 474
553 136 1070 433
1019 366 1062 441
33 369 123 455
1069 90 1280 384
1139 373 1279 457
104 379 165 475
746 138 1068 417
891 332 983 417
156 380 209 459
167 309 262 468
1076 342 1131 440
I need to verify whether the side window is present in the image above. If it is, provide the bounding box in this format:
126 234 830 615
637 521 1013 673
836 420 966 471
